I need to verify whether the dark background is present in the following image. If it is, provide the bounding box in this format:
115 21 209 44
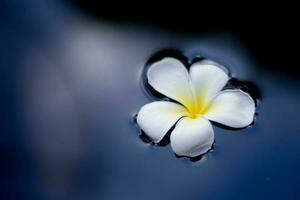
72 0 299 77
1 0 300 200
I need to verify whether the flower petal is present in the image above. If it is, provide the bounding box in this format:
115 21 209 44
137 101 188 143
170 117 214 157
204 89 256 128
147 58 195 111
190 60 229 108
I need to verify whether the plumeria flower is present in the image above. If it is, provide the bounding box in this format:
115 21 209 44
137 57 256 157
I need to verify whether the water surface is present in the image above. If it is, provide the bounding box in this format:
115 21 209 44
1 1 300 200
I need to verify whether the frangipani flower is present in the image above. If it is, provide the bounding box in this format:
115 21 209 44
137 57 256 157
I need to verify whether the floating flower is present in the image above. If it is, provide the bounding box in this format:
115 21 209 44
137 57 256 158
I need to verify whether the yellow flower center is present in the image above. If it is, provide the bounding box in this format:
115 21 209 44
185 97 211 119
177 87 214 120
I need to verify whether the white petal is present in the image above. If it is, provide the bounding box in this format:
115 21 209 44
137 101 188 143
204 89 255 128
147 57 195 111
190 60 229 107
170 117 214 157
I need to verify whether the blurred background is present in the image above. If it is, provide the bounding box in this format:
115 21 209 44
1 0 300 200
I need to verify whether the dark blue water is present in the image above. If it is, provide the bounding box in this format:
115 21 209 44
1 1 300 200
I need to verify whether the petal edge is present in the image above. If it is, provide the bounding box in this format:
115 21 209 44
147 57 195 111
204 89 256 128
137 101 188 143
170 117 214 157
190 60 229 108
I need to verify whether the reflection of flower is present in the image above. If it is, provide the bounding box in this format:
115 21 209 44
137 58 256 157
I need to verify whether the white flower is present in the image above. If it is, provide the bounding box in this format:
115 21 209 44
137 57 256 157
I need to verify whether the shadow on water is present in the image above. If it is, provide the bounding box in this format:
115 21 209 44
225 78 262 106
137 121 176 146
174 141 216 162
